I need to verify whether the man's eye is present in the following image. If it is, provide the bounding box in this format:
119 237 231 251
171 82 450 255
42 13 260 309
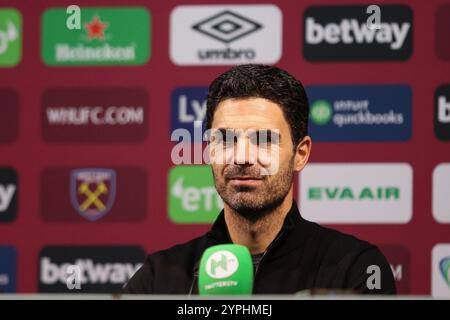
223 135 237 145
251 133 271 146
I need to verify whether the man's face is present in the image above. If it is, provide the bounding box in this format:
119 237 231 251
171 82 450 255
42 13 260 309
209 97 300 220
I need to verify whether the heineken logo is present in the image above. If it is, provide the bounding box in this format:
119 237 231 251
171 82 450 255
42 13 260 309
42 7 150 65
84 15 108 41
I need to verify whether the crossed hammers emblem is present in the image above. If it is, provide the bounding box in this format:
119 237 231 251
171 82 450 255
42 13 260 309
78 181 108 211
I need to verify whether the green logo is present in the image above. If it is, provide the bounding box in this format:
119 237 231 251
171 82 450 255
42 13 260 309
310 100 332 125
0 8 22 67
42 7 150 65
440 257 450 287
168 165 223 224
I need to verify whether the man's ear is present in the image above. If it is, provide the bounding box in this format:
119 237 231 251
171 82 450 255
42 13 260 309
293 136 312 172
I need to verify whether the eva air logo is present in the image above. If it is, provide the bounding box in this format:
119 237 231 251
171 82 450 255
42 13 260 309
440 257 450 288
42 7 150 65
310 100 332 125
168 165 223 224
308 186 400 201
0 9 22 67
206 251 238 279
299 164 413 224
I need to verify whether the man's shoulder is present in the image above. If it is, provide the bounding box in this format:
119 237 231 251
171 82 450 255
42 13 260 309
299 218 395 293
148 234 208 266
300 218 379 263
123 234 209 294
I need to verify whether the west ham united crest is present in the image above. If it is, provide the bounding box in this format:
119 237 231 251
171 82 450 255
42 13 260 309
70 169 116 221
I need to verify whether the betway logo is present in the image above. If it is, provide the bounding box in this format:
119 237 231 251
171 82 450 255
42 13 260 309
40 257 142 285
0 184 16 212
437 95 450 123
303 5 413 61
299 163 412 224
390 264 403 281
46 106 144 125
306 17 410 50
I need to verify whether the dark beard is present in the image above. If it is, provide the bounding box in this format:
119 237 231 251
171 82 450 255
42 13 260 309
225 191 286 223
213 157 294 223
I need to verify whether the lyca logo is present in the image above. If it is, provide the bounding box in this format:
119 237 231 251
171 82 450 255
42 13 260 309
171 87 208 141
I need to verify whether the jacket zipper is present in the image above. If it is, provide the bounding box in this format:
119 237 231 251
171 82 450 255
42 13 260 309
253 230 285 287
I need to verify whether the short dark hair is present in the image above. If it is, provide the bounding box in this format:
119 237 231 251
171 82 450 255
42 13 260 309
206 64 309 148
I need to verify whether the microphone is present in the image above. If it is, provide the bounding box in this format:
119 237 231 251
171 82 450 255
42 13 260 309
198 244 253 295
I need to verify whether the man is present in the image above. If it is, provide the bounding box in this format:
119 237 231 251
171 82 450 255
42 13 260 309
124 64 396 294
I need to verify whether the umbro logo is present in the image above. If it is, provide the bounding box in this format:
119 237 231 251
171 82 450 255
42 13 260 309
170 5 282 65
192 10 262 44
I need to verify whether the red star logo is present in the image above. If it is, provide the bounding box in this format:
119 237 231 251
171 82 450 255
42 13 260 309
84 15 109 40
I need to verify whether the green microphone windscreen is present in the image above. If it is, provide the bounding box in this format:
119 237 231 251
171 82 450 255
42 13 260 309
198 244 253 295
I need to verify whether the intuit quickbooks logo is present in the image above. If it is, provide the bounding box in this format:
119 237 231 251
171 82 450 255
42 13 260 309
307 85 412 142
299 163 413 224
168 165 223 224
42 7 150 65
0 8 22 67
303 5 413 61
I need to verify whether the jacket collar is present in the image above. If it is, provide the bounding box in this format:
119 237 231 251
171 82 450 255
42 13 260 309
206 200 305 250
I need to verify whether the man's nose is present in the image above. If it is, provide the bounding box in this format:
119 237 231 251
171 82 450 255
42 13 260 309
233 136 256 165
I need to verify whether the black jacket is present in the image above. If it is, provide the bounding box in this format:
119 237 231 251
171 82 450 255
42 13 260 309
124 201 396 294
